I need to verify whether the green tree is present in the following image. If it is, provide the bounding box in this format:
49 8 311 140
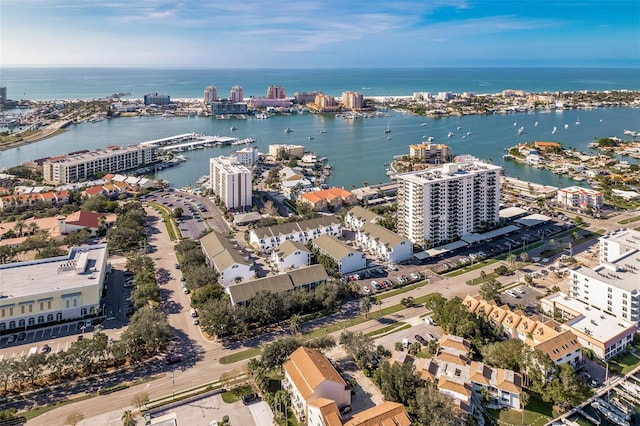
410 384 460 426
121 410 135 426
480 279 502 302
120 308 173 361
19 353 46 388
260 336 305 369
480 339 525 371
377 362 423 407
0 359 16 393
199 298 237 338
359 296 373 319
289 313 303 335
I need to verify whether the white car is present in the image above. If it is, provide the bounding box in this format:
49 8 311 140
513 287 524 294
532 257 541 263
541 258 550 263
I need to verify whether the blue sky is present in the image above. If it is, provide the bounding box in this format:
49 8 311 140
1 0 639 67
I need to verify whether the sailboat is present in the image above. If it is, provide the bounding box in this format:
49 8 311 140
384 122 391 134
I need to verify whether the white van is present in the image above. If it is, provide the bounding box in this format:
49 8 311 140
190 308 198 318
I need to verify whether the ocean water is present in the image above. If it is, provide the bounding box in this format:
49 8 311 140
1 67 639 100
0 67 638 189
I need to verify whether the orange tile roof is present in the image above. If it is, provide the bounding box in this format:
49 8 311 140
495 369 522 394
40 192 57 200
283 347 345 400
84 186 105 196
65 211 115 228
436 352 468 366
103 173 115 181
309 398 342 426
437 378 472 398
439 335 471 355
343 402 411 426
468 361 492 386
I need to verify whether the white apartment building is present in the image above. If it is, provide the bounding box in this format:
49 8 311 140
396 162 501 247
569 228 640 326
231 146 260 165
312 234 366 275
354 223 413 264
271 240 311 273
249 216 342 254
557 186 604 211
43 145 157 184
209 156 252 210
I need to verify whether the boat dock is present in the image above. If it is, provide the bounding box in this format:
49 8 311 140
156 135 240 152
575 409 600 425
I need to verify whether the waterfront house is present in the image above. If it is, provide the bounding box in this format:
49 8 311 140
344 206 380 230
297 188 357 212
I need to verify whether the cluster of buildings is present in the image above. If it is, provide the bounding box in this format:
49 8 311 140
391 334 523 415
0 173 154 212
464 226 640 363
283 346 411 426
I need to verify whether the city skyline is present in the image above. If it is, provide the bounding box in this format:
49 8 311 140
1 0 639 68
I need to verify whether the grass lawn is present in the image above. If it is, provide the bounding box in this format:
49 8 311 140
619 215 640 225
445 259 498 277
221 385 254 403
364 322 410 338
219 347 261 365
487 394 553 426
609 352 640 375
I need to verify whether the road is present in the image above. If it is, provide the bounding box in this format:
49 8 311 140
24 206 640 424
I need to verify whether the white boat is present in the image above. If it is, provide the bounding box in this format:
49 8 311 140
427 136 435 142
552 126 557 134
230 126 237 131
308 136 314 140
534 121 539 127
518 126 525 135
447 131 454 137
575 118 581 125
456 126 462 130
421 123 427 126
284 128 293 133
387 136 392 140
564 123 569 129
384 122 391 134
320 130 327 133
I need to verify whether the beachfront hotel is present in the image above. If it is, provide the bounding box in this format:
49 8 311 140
341 91 363 110
230 85 244 103
0 244 108 333
42 145 157 184
209 156 252 211
396 162 501 247
267 85 286 99
204 85 218 103
568 228 640 327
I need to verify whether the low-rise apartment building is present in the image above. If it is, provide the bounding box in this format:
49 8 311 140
0 244 108 333
464 295 583 366
225 265 329 306
43 145 157 184
249 216 342 254
271 240 311 273
312 235 366 275
541 292 637 360
354 222 413 264
200 231 253 286
344 206 380 230
298 188 357 212
557 186 604 211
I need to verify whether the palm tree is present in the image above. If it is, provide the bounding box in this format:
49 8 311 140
121 410 135 426
520 391 530 425
506 253 517 272
289 313 302 335
14 220 25 237
359 296 373 319
519 252 528 264
27 221 39 236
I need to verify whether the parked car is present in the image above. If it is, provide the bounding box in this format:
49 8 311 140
242 393 258 405
415 335 429 346
426 333 436 341
362 285 371 294
41 344 51 354
370 281 381 290
165 354 181 365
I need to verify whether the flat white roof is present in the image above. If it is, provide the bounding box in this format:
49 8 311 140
546 293 636 344
461 225 521 243
499 207 527 219
515 213 552 227
601 228 640 252
426 240 468 257
575 250 640 293
0 244 107 299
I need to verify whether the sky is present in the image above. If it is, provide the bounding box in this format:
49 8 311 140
1 0 639 68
